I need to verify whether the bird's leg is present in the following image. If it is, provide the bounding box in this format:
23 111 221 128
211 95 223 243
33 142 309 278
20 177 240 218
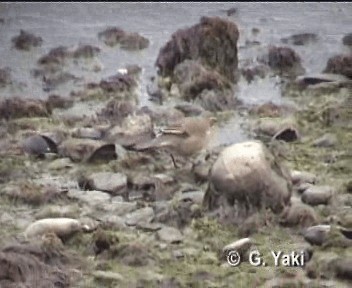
170 153 178 168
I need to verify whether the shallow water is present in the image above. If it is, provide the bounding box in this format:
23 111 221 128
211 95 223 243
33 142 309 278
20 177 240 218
1 3 351 143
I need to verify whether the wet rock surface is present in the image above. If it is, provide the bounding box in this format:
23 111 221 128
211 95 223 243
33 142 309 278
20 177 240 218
11 30 43 51
156 16 239 82
323 54 352 78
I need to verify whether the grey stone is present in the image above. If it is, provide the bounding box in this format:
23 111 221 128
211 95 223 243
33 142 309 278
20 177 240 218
291 170 317 185
125 207 154 226
304 225 331 246
88 172 127 195
302 186 333 206
21 135 51 156
312 133 338 148
174 191 205 205
156 226 183 244
67 189 111 206
71 127 103 140
99 215 127 230
47 158 74 170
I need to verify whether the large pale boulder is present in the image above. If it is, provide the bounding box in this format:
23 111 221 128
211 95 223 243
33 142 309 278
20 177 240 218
203 141 292 214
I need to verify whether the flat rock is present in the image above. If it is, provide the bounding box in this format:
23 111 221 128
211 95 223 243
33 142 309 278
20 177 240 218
291 170 317 185
312 133 338 148
67 189 111 206
136 222 163 232
47 158 74 170
71 127 103 140
304 225 331 246
174 191 205 205
99 215 127 230
301 185 333 206
335 258 352 280
125 207 154 226
156 226 183 244
101 201 138 216
87 172 127 196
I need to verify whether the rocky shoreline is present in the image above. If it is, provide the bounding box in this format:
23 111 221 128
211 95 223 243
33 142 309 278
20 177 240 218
0 14 351 288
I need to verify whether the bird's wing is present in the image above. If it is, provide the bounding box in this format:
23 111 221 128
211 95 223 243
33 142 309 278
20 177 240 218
160 123 189 137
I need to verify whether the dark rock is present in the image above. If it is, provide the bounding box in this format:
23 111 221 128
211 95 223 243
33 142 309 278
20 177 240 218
334 258 352 280
72 44 100 58
11 30 43 51
42 72 79 91
98 99 135 122
281 33 318 46
174 103 205 117
38 46 70 66
46 94 74 110
240 65 268 83
342 33 352 46
99 73 137 93
58 139 116 163
323 54 352 78
21 135 55 157
295 73 350 87
0 67 12 87
0 98 51 120
98 27 126 46
86 144 117 163
173 60 237 111
120 33 149 51
266 46 305 77
272 126 300 142
156 16 239 82
339 227 352 240
223 7 237 16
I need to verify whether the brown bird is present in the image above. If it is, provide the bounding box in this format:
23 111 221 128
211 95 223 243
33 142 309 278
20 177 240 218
135 116 217 167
